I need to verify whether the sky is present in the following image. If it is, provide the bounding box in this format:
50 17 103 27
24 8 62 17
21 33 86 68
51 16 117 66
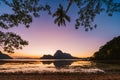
0 0 120 58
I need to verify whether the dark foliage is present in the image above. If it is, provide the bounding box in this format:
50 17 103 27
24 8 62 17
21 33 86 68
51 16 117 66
0 0 50 53
0 0 120 53
92 36 120 60
53 4 70 26
0 31 28 53
0 0 51 29
53 0 120 31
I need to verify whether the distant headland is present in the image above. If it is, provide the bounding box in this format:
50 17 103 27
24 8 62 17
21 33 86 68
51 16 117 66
41 50 78 59
0 51 12 59
91 36 120 60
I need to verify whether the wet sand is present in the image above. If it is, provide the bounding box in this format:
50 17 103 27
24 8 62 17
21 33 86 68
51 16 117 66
0 72 120 80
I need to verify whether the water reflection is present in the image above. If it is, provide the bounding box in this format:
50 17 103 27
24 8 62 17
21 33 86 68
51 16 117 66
0 59 120 73
42 61 52 65
93 61 120 72
0 61 6 65
42 61 73 68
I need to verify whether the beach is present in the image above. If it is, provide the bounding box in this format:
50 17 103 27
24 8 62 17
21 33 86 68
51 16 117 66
0 72 120 80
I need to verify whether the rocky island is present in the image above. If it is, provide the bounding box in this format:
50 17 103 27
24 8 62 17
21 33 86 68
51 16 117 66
41 50 77 59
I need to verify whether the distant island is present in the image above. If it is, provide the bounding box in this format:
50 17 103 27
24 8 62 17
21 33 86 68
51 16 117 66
0 51 12 59
92 36 120 60
41 50 78 59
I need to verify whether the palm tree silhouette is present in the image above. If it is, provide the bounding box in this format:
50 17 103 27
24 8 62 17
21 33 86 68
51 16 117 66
53 4 70 26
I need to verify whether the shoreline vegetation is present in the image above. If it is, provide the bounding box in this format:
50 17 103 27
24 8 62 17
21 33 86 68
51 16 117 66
0 72 120 80
91 36 120 60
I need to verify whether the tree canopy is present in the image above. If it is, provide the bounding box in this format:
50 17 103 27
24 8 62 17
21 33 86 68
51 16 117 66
0 0 120 53
92 36 120 60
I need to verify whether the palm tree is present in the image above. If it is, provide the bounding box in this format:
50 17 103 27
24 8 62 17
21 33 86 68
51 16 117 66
53 4 70 26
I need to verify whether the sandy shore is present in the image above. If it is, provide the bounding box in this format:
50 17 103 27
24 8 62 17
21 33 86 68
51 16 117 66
0 72 120 80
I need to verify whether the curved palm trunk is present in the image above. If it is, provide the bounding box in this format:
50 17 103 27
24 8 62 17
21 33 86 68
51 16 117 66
65 0 74 13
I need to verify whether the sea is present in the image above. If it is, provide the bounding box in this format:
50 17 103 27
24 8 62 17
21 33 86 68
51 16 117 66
0 59 120 73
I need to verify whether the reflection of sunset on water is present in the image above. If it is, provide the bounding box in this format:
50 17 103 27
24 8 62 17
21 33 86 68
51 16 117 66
1 59 120 73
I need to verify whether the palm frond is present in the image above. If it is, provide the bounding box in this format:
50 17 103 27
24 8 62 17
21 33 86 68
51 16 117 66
53 4 71 26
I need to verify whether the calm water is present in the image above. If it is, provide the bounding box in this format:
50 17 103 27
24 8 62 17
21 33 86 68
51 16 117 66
0 59 120 73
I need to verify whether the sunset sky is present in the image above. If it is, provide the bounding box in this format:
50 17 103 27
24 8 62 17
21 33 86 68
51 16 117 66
0 0 120 58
